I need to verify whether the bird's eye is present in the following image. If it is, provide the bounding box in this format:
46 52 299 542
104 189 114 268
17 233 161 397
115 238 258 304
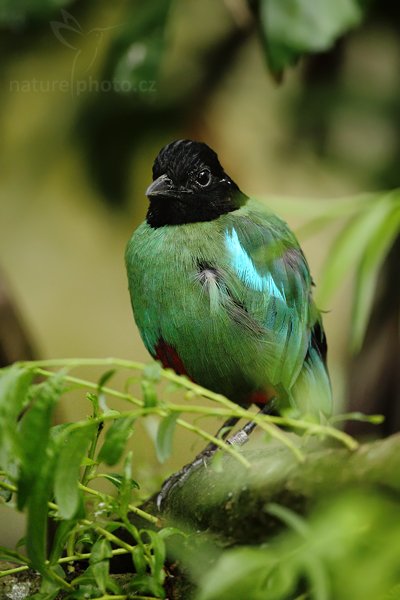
196 169 211 187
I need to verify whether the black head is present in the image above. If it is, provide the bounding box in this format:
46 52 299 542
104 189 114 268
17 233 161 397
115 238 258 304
145 140 247 227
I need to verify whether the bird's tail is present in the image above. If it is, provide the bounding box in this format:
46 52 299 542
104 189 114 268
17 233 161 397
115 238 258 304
289 342 332 422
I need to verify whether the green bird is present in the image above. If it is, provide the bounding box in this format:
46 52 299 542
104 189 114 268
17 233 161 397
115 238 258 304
126 140 331 427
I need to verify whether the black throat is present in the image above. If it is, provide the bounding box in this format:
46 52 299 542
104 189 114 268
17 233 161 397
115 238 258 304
146 190 247 228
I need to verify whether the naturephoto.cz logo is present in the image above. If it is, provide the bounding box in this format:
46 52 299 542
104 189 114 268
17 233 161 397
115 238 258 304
9 9 157 96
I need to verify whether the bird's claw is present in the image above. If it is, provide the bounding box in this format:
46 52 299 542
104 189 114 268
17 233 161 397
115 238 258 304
156 451 213 510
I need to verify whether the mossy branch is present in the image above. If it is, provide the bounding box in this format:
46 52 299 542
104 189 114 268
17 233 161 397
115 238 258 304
144 433 400 544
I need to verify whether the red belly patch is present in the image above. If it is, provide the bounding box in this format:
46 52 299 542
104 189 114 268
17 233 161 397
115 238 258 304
154 339 189 377
247 390 273 407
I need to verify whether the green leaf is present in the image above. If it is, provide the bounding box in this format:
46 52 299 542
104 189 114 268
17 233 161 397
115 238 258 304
81 456 97 467
100 473 139 490
91 561 110 592
155 413 179 463
0 366 33 467
90 537 113 563
197 547 290 600
129 573 166 598
26 439 58 575
259 0 363 74
210 450 224 473
350 201 400 352
0 545 29 564
97 369 116 391
75 529 96 548
141 529 166 581
0 479 12 502
89 538 113 594
141 379 158 407
331 412 384 425
132 545 147 575
102 520 124 534
0 365 33 420
98 416 135 466
18 374 63 510
117 451 135 515
112 1 173 101
266 503 309 536
49 519 78 565
316 195 395 308
36 564 66 599
16 536 26 550
54 424 96 519
143 361 163 382
157 526 187 541
69 565 97 589
302 553 330 600
14 375 64 575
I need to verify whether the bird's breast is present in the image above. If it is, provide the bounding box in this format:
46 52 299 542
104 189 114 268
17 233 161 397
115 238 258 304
126 221 269 400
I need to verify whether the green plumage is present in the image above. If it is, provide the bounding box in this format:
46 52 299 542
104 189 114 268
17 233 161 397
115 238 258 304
126 199 331 419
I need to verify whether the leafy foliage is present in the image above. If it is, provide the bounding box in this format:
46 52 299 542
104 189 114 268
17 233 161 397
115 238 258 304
0 0 72 24
195 491 400 600
255 0 363 75
0 358 357 598
112 0 174 97
315 191 400 351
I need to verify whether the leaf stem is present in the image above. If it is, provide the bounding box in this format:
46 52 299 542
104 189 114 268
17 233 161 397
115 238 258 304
0 548 132 579
20 358 358 452
176 417 250 467
78 482 161 527
33 367 143 406
0 565 29 577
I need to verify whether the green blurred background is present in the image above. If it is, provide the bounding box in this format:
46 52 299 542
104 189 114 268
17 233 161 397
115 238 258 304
1 0 399 545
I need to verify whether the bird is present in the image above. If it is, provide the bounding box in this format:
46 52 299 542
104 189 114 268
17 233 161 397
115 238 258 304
126 139 332 504
126 139 331 429
125 140 333 510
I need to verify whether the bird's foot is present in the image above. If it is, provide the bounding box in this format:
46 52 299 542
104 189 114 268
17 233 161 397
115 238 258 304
156 448 214 510
156 416 239 510
156 425 254 510
156 405 275 510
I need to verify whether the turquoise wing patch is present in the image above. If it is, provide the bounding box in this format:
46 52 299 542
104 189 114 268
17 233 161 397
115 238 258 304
224 227 286 301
